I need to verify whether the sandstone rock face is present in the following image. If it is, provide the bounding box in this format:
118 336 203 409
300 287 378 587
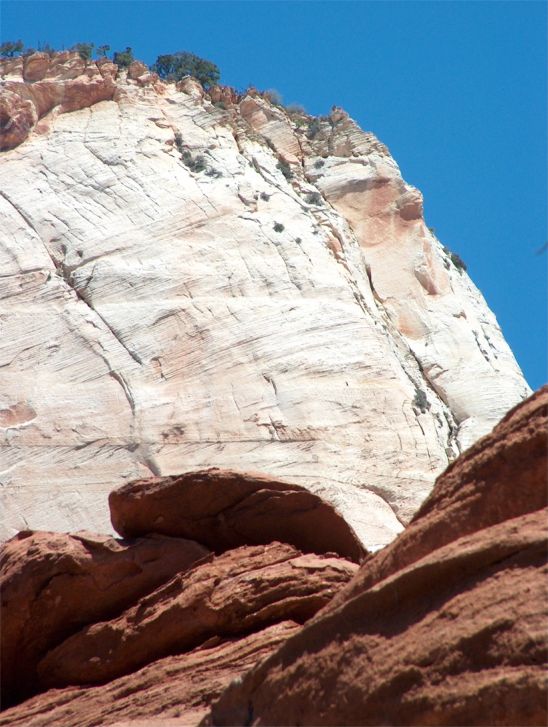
0 54 530 548
207 388 548 726
0 52 118 150
328 383 548 607
37 542 357 688
0 529 209 706
109 468 366 562
0 622 299 727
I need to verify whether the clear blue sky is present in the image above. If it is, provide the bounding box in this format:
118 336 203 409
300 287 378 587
2 0 546 389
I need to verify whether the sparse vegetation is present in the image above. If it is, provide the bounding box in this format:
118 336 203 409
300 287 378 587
295 237 302 244
174 132 184 155
175 133 219 176
152 51 220 88
260 192 271 201
286 103 306 115
277 160 293 181
305 192 323 206
307 118 322 140
273 222 285 233
0 40 24 57
412 388 430 414
71 42 94 62
314 159 325 169
263 89 283 106
112 47 134 68
443 246 467 273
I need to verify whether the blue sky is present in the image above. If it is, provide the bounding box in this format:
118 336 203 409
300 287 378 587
2 0 546 389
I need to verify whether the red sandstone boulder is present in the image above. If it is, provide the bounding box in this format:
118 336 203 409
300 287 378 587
109 468 366 563
37 542 357 689
0 622 299 727
0 530 209 706
206 388 548 726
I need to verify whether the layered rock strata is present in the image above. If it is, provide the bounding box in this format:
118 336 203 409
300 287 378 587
0 530 209 706
207 387 548 726
0 52 530 548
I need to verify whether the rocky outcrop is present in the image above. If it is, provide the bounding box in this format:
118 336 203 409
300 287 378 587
0 622 299 727
0 52 530 549
207 388 548 726
0 471 358 720
109 468 366 563
0 52 120 150
38 542 357 688
0 530 209 706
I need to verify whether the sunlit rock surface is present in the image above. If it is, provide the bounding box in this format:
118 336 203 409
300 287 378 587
0 53 530 548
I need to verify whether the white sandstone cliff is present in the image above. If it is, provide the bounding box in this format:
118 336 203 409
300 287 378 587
0 53 530 549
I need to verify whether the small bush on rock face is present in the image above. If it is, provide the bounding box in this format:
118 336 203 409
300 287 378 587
314 159 325 169
412 388 430 414
263 89 283 106
260 192 270 201
305 192 323 206
307 118 322 140
443 246 467 273
277 161 293 181
273 222 285 233
205 167 222 178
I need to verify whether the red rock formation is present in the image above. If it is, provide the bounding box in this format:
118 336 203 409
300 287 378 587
206 388 548 726
0 622 299 727
0 51 159 150
0 530 209 706
37 542 357 688
109 468 366 563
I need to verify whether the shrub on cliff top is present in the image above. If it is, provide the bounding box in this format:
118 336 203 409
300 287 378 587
113 47 134 68
0 40 24 57
152 51 220 88
71 43 94 62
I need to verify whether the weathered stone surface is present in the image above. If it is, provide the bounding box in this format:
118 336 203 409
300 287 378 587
0 53 530 548
209 511 548 726
0 622 299 727
37 542 357 688
0 530 209 706
327 384 548 609
0 53 117 150
109 468 366 563
207 389 548 726
127 61 148 80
